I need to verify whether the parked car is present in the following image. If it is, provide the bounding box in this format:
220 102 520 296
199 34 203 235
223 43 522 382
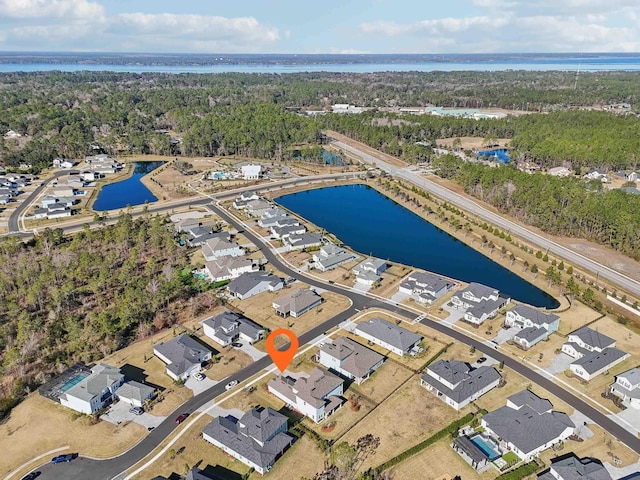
130 406 144 415
193 372 205 381
231 342 242 348
51 454 76 464
225 379 239 390
21 472 40 480
477 357 487 364
175 413 189 424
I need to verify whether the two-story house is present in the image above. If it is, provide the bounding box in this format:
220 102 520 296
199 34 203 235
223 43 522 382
201 311 265 347
59 364 125 414
505 305 560 349
312 244 356 272
451 283 509 325
398 271 455 305
317 336 385 384
268 368 344 423
562 327 629 381
610 368 640 409
153 334 213 381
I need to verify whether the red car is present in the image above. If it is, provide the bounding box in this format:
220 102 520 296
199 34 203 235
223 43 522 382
175 413 189 424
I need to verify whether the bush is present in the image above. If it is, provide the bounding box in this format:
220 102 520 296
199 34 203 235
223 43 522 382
495 461 539 480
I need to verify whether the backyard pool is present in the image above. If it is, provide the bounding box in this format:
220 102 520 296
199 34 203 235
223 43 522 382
60 374 87 392
470 435 501 461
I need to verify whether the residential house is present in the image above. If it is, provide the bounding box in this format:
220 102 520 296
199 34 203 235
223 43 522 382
421 360 501 410
549 167 572 177
270 224 306 240
562 327 617 358
352 257 387 286
317 336 384 384
59 364 125 414
398 271 454 305
202 311 265 346
268 368 344 423
621 186 640 195
241 164 261 180
537 455 612 480
284 233 323 251
80 171 101 182
153 334 213 381
312 244 357 272
53 158 78 169
452 282 509 325
185 226 223 247
115 380 156 408
46 204 72 219
569 347 629 381
481 390 575 462
228 272 283 300
202 407 293 475
584 169 608 181
204 257 257 283
610 368 640 409
354 317 422 357
616 170 638 183
505 305 560 349
233 191 260 210
51 187 76 198
202 236 245 261
272 288 322 318
258 210 288 228
245 199 273 217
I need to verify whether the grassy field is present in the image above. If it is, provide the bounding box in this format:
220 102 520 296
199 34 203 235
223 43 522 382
1 395 146 478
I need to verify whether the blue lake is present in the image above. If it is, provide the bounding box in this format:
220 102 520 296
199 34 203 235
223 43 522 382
277 184 559 309
93 161 163 211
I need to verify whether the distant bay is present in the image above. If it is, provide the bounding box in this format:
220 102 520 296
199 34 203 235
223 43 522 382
2 53 640 73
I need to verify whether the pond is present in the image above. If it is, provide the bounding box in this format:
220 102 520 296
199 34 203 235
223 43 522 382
276 184 559 309
93 161 163 211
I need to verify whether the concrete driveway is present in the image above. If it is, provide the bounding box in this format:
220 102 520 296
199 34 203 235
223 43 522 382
609 407 640 436
184 375 218 395
440 304 464 326
101 401 165 429
545 352 575 375
236 342 267 361
491 326 519 345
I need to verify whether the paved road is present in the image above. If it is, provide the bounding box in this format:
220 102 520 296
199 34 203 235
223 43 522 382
22 179 640 479
7 171 72 232
331 137 640 298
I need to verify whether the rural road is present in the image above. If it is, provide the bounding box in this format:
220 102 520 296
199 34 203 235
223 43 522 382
329 134 640 299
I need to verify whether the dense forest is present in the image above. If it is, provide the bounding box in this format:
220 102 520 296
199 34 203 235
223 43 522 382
0 213 214 418
1 70 640 171
433 155 640 259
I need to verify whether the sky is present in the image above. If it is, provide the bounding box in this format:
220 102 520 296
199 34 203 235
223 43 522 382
0 0 639 54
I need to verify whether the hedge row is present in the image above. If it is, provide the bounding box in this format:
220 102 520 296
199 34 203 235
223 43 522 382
495 461 539 480
290 422 332 451
374 412 475 473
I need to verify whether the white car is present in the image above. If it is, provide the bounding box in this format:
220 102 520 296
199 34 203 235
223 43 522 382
193 372 205 381
225 379 239 390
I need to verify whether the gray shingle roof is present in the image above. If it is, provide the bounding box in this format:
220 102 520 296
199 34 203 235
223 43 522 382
515 326 548 343
544 455 612 480
572 347 629 374
202 407 292 471
64 364 123 402
507 389 552 413
618 368 640 386
484 402 574 455
319 336 385 379
228 272 282 296
510 304 559 326
116 380 155 403
401 271 452 294
268 367 343 409
202 311 264 343
572 327 616 350
273 288 322 315
466 298 505 319
154 335 212 376
354 318 422 353
423 364 501 403
459 282 499 300
428 360 470 386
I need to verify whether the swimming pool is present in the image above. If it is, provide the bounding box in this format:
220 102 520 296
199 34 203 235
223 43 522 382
60 374 87 392
470 435 501 461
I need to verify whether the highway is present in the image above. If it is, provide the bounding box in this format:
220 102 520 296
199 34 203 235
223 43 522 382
331 136 640 299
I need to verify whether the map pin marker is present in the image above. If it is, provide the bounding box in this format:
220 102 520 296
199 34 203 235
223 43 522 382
266 328 299 372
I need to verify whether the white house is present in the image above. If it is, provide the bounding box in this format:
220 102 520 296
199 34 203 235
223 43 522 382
59 364 125 414
270 224 306 240
202 311 265 346
421 360 501 410
537 455 612 480
317 336 385 385
153 334 213 381
272 288 322 318
202 237 245 261
505 305 560 349
561 327 616 358
569 348 629 381
202 407 293 475
241 164 261 180
610 368 640 409
549 167 572 177
227 272 283 300
352 257 387 286
53 158 77 169
233 191 260 210
268 368 344 423
398 271 454 305
204 257 257 283
115 380 156 408
354 317 422 357
284 233 323 251
481 390 575 462
452 282 509 325
312 244 356 272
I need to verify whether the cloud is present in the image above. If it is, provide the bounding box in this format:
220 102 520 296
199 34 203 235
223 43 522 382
0 0 104 20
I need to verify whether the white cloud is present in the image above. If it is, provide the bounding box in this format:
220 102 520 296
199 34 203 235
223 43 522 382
0 0 104 20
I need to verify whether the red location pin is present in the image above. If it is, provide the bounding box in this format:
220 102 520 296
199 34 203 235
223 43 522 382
266 329 299 372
